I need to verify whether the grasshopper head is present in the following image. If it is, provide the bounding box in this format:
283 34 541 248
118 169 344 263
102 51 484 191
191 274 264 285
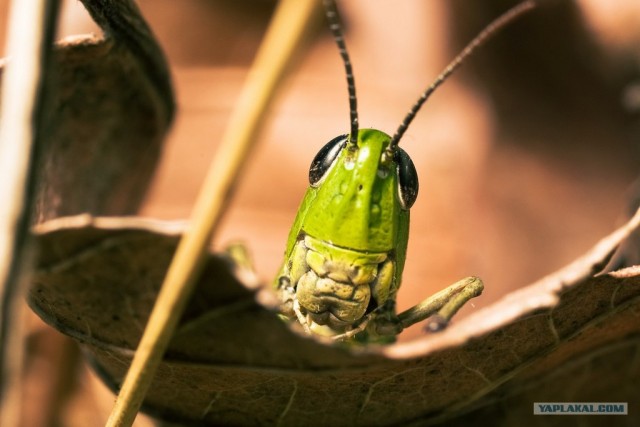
301 129 417 252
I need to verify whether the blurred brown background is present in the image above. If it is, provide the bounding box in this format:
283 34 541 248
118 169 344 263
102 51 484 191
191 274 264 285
2 0 640 425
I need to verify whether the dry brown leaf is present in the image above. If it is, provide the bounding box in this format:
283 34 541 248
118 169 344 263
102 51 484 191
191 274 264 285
0 0 174 222
0 1 172 424
27 212 640 426
32 34 172 221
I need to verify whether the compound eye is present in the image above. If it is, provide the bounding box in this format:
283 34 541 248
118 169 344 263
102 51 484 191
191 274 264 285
394 148 419 209
309 134 348 186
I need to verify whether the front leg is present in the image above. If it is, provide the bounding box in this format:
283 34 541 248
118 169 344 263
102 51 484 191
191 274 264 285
396 276 484 332
293 298 311 334
333 300 401 342
222 242 260 287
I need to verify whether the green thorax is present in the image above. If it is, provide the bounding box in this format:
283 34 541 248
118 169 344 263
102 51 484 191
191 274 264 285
286 129 409 256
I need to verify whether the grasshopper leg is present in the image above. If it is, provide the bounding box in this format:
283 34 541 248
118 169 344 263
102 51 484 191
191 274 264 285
293 298 311 334
223 242 255 271
222 242 261 287
333 300 399 341
331 316 373 341
396 276 484 332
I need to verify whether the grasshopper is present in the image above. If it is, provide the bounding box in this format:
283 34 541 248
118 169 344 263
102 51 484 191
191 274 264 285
274 0 535 341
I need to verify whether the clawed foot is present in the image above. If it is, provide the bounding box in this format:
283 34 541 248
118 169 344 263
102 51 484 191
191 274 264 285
397 276 484 332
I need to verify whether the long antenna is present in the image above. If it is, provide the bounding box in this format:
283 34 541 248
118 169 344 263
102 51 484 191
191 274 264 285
323 0 358 146
391 0 536 147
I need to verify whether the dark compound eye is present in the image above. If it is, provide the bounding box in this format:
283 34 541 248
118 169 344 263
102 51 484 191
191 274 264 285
309 134 348 186
394 148 419 209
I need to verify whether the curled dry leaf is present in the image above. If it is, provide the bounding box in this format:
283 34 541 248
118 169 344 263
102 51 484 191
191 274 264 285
0 0 174 222
28 212 640 426
0 0 171 423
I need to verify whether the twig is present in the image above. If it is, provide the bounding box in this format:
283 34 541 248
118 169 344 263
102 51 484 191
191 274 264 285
104 1 322 426
0 0 60 426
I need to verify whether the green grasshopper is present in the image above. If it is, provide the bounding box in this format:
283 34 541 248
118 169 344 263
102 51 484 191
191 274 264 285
274 0 535 341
